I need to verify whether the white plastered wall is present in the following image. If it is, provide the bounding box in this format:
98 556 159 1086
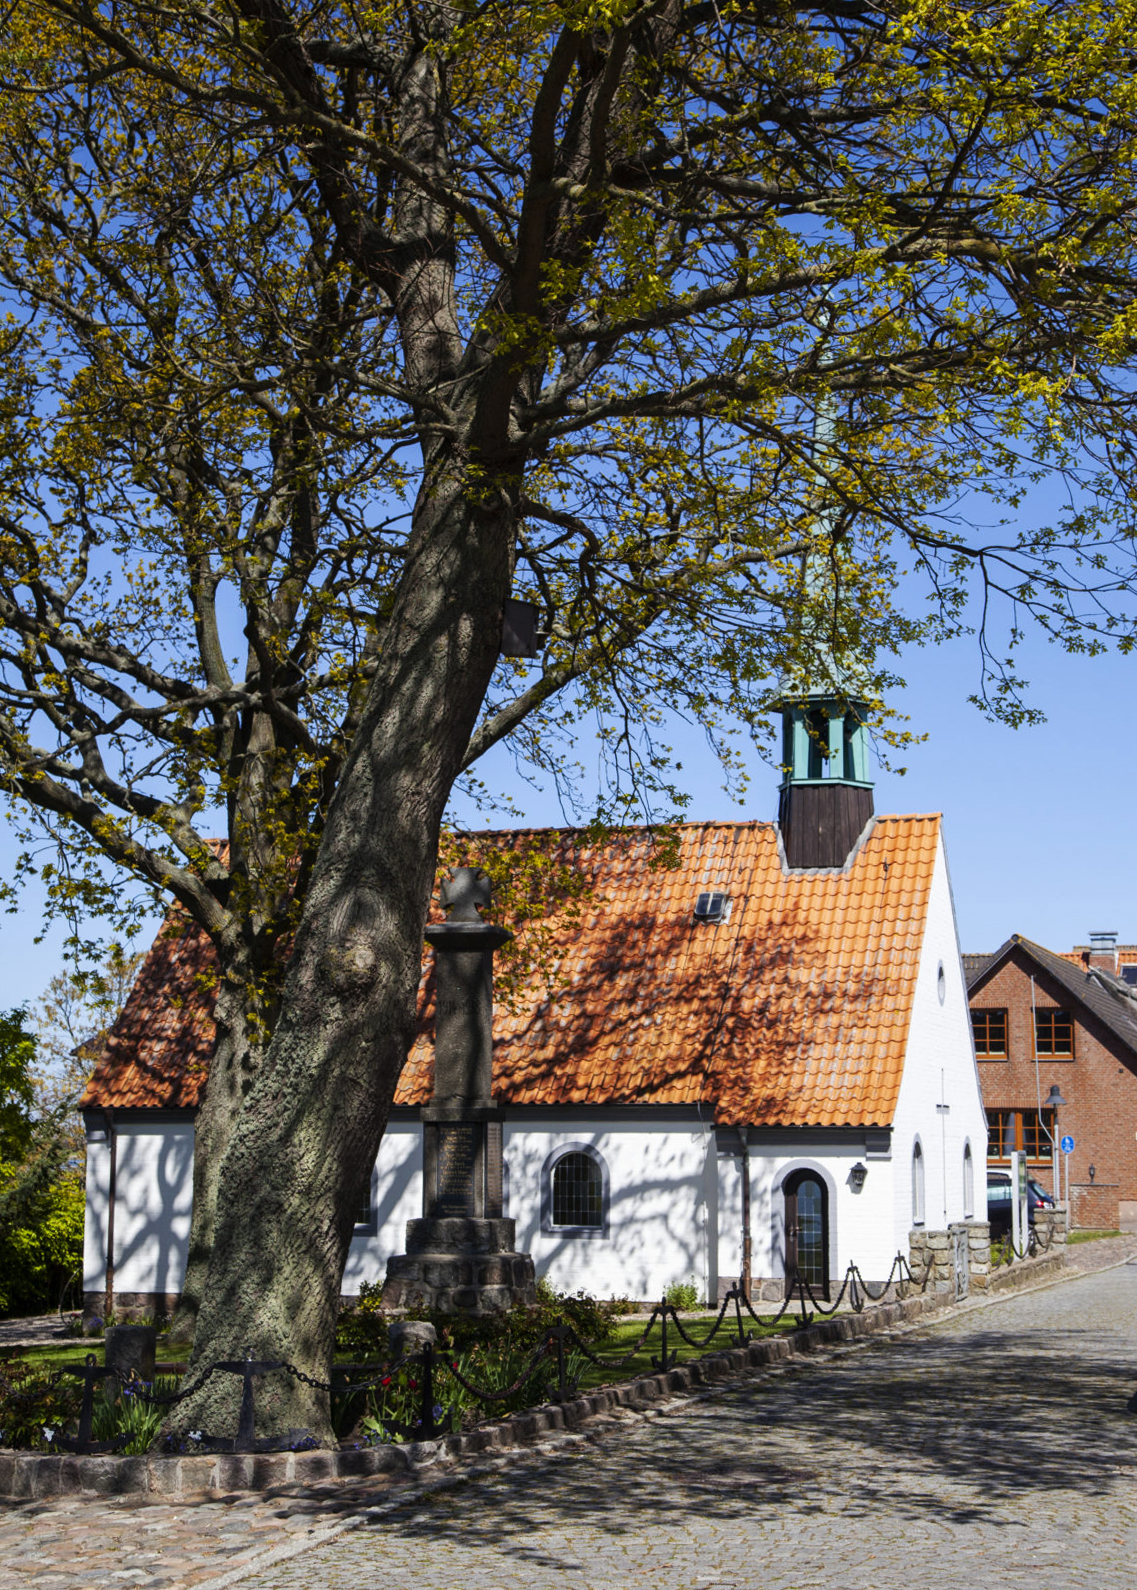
715 1136 899 1291
890 830 989 1238
504 1115 716 1302
341 1114 717 1302
83 1120 195 1294
342 1118 423 1292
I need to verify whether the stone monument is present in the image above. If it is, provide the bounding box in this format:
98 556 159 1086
382 868 536 1314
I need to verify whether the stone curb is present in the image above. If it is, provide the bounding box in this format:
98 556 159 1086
0 1277 978 1501
0 1248 1083 1504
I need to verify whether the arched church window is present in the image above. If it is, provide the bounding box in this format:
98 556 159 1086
546 1147 607 1233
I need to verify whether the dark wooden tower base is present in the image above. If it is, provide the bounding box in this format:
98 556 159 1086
779 783 874 870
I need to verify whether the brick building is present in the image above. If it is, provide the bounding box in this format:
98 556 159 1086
965 934 1137 1230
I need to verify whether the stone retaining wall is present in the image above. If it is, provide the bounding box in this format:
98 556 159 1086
908 1222 993 1293
983 1247 1067 1295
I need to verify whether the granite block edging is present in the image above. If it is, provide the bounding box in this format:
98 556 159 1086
0 1282 980 1501
983 1249 1067 1296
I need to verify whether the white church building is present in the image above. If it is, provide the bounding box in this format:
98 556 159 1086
80 690 988 1314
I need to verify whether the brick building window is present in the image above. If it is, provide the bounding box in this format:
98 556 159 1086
1034 1008 1073 1057
971 1008 1008 1057
985 1107 1055 1163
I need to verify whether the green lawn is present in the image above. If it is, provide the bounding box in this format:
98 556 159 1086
571 1310 802 1391
4 1310 804 1401
1067 1228 1123 1244
1 1339 187 1373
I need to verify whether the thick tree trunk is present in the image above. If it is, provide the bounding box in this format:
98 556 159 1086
167 969 266 1344
164 460 515 1442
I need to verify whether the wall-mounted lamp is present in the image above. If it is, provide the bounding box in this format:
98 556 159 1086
1089 1163 1096 1184
849 1161 868 1192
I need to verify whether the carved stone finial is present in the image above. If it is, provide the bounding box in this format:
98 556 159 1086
439 866 492 923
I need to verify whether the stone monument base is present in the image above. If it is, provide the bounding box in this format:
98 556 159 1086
381 1217 537 1315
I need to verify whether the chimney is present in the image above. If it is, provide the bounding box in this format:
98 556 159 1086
1087 930 1119 975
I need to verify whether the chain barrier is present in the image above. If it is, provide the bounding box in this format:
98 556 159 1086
1000 1214 1060 1262
665 1290 737 1350
443 1337 555 1403
570 1306 665 1368
44 1231 1056 1456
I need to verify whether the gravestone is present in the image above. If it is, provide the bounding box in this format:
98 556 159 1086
382 868 537 1315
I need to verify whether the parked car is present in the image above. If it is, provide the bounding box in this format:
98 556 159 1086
986 1171 1054 1238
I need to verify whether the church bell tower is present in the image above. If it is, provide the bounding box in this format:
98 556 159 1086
776 398 874 868
777 689 874 869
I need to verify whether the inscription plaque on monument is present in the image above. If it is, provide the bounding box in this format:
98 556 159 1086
435 1122 480 1218
486 1118 503 1216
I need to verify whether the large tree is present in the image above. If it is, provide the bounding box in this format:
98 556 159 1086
4 0 1137 1436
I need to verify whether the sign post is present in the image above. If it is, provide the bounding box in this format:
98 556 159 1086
1010 1149 1029 1254
1059 1135 1074 1209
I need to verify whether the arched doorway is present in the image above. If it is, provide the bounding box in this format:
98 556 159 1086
784 1169 829 1299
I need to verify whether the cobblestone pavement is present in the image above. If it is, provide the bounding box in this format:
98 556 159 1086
4 1244 1137 1590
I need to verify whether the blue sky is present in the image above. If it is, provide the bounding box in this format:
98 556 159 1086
443 625 1130 958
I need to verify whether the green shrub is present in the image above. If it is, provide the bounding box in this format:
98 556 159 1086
990 1236 1012 1268
340 1335 588 1444
664 1279 701 1311
335 1281 389 1356
0 1005 85 1319
0 1359 81 1450
0 1175 85 1318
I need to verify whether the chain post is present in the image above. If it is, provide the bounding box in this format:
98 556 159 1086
652 1299 677 1372
732 1283 747 1345
75 1354 98 1447
553 1325 568 1401
237 1348 257 1449
56 1353 126 1455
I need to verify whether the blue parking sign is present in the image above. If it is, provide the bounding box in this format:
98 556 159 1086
1060 1134 1075 1154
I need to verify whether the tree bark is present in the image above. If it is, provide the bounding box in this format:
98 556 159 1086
167 457 516 1440
167 969 266 1344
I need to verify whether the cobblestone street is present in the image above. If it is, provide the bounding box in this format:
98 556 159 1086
5 1247 1137 1590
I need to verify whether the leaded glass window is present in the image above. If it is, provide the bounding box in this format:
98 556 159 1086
551 1151 603 1228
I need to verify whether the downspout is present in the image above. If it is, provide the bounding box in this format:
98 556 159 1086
1031 973 1058 1203
739 1126 752 1301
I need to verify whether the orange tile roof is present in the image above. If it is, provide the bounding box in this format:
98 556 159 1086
80 916 219 1110
83 815 942 1127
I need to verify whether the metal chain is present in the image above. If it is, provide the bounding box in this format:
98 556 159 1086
442 1340 555 1402
100 1229 1053 1441
570 1308 665 1368
667 1292 738 1349
123 1361 220 1407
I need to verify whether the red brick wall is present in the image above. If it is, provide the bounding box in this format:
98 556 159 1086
971 945 1137 1228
